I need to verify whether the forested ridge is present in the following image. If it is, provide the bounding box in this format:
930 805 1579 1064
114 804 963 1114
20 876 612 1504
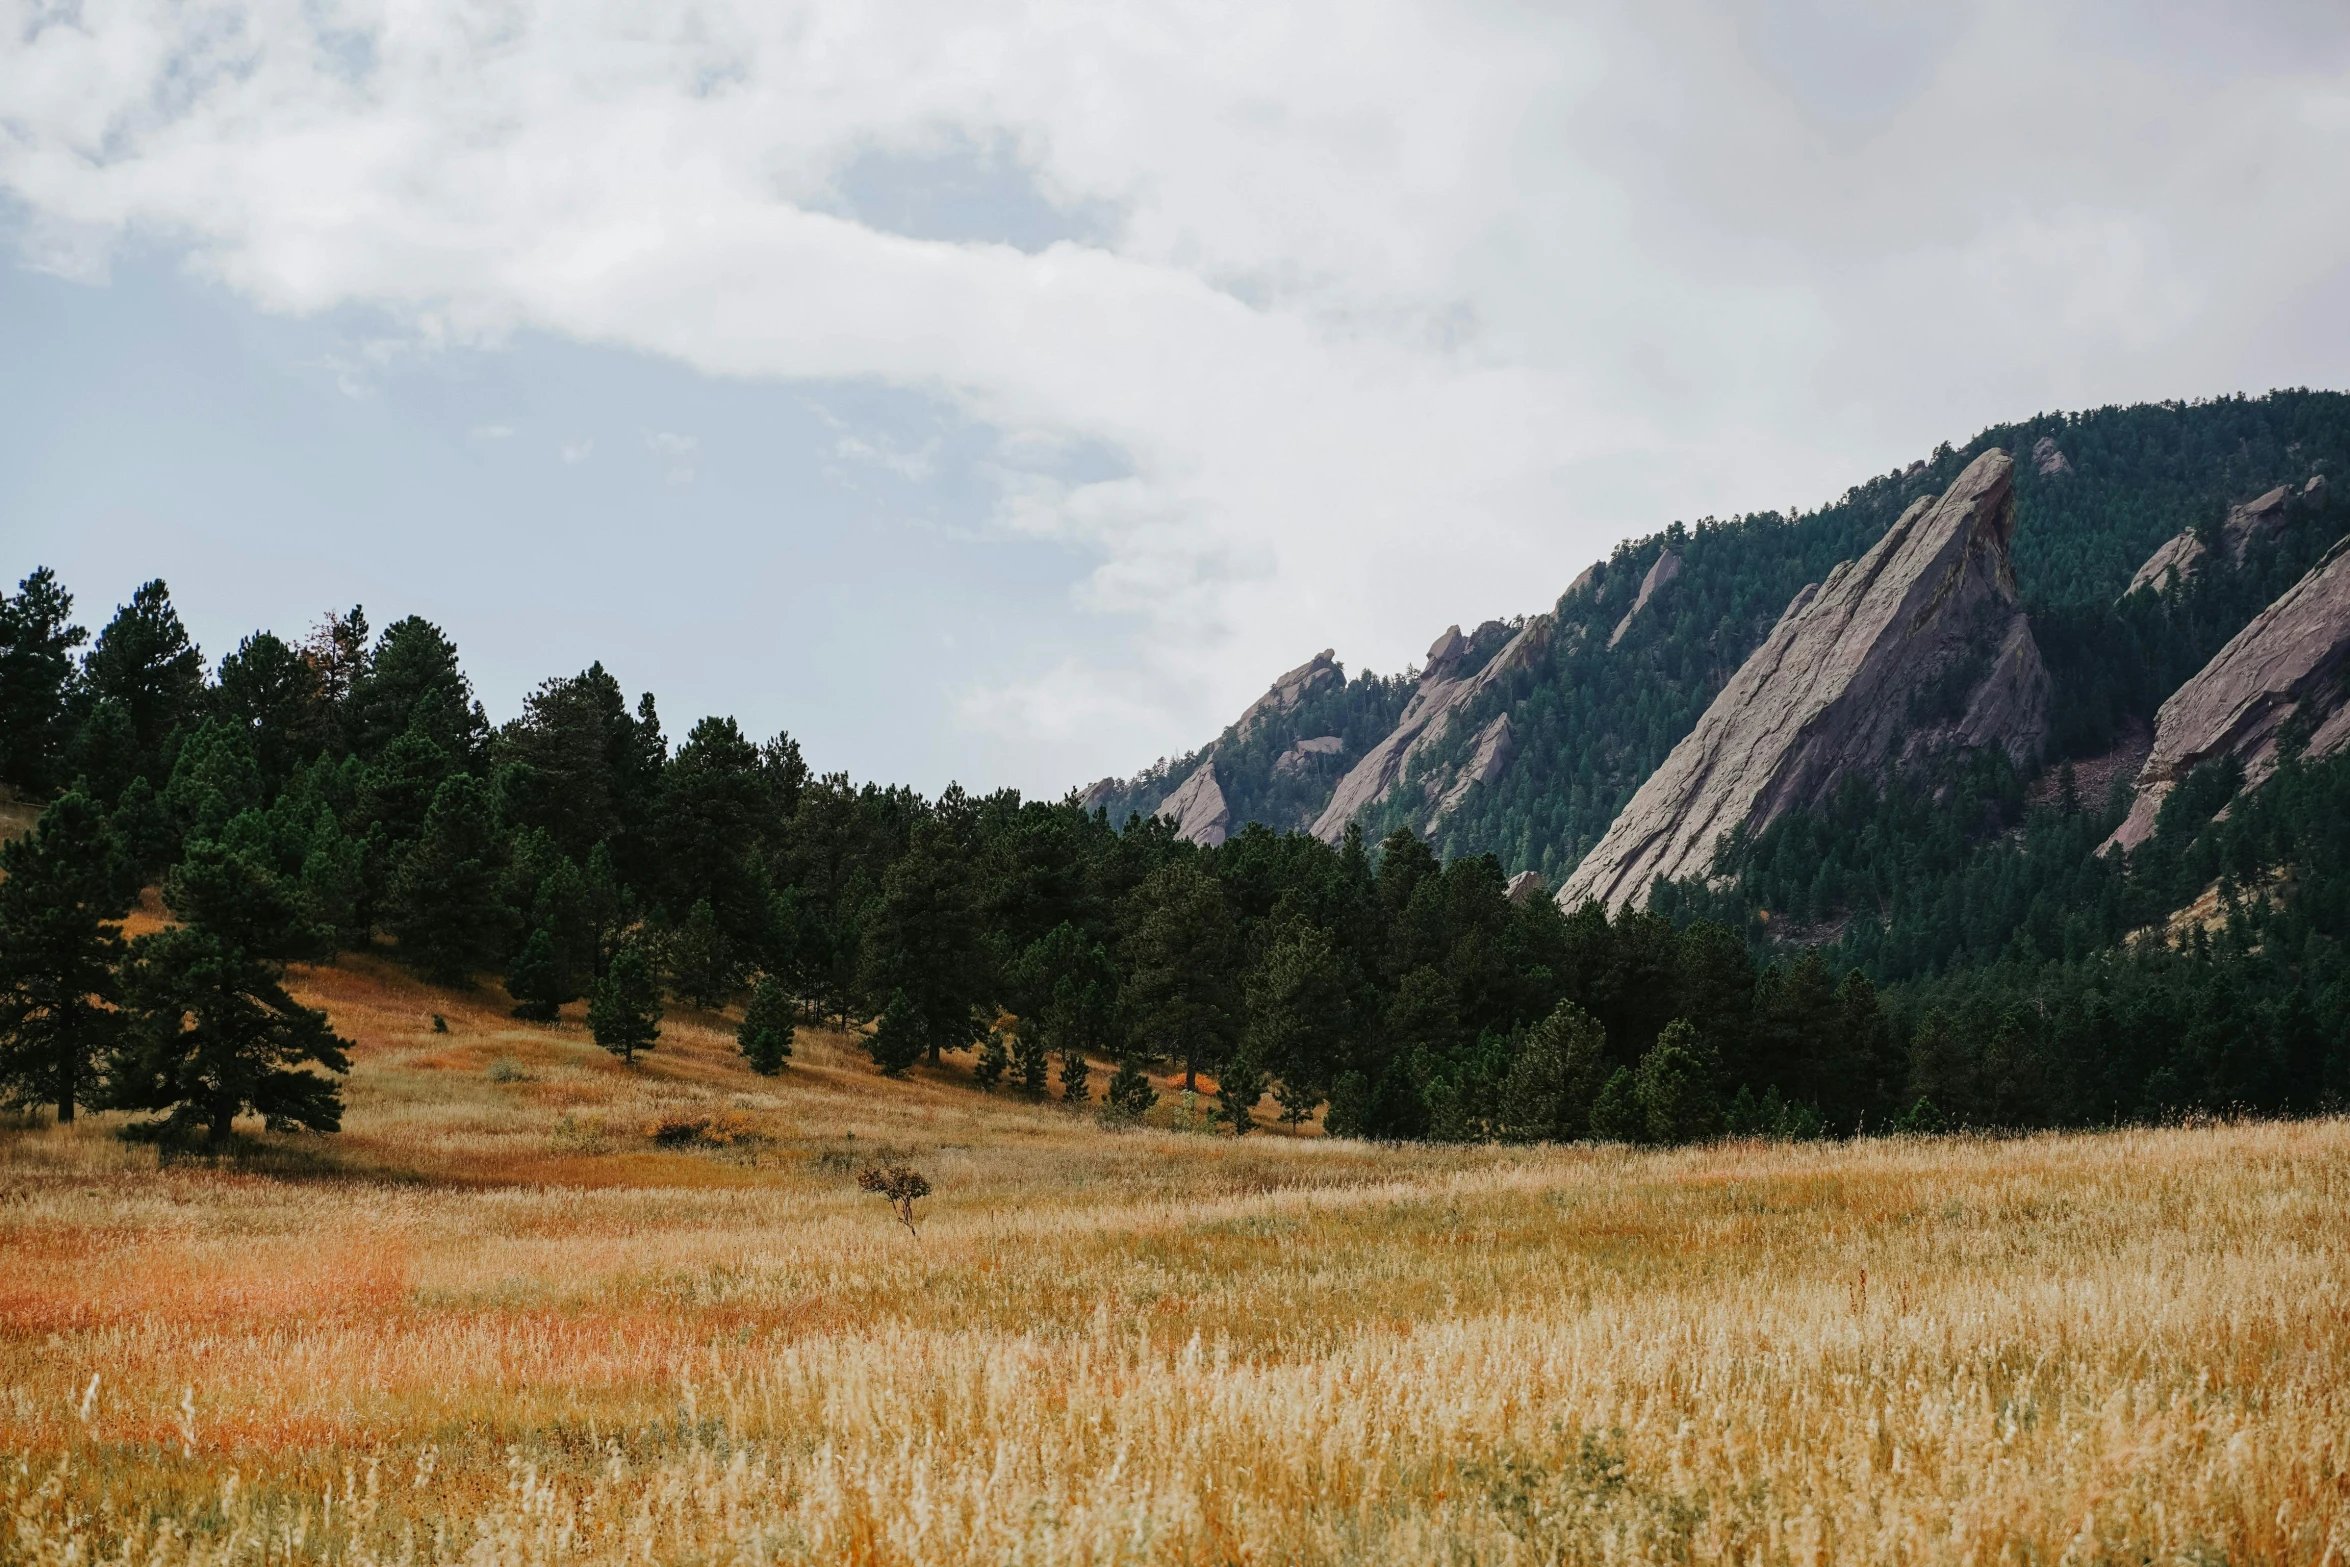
1 391 2347 1146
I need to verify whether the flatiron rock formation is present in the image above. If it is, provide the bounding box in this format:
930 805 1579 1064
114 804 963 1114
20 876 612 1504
1309 617 1550 843
2107 535 2350 852
1608 550 1682 649
1233 650 1341 737
1155 760 1231 846
1557 449 2050 912
2122 481 2317 598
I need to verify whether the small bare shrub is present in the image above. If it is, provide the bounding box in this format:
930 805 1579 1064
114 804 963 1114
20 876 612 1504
857 1165 931 1236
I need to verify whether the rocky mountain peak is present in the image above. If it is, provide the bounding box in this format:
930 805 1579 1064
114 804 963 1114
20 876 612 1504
1557 448 2049 911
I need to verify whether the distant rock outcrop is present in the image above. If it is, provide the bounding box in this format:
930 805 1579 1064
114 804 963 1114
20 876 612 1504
1426 713 1515 831
1557 450 2049 912
1309 618 1550 844
2123 484 2295 598
1608 550 1682 649
1273 735 1345 778
1505 870 1547 905
2031 435 2074 478
2107 536 2350 852
1234 650 1341 738
1155 760 1232 847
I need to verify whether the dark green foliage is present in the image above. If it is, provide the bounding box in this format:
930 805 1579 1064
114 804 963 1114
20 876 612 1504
347 616 488 766
0 568 87 795
0 792 128 1121
737 975 794 1074
505 929 571 1020
1105 1056 1158 1117
1588 1068 1643 1143
111 839 350 1141
866 988 924 1076
587 942 662 1064
1494 998 1608 1143
1217 1047 1266 1133
858 823 988 1066
1244 920 1351 1121
667 898 744 1009
1122 861 1240 1091
1058 1043 1091 1103
1633 1020 1722 1144
387 775 509 985
214 631 326 795
82 580 205 787
973 1026 1009 1088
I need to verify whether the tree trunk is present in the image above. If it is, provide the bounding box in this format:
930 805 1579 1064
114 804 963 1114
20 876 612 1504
56 1056 76 1123
211 1100 236 1142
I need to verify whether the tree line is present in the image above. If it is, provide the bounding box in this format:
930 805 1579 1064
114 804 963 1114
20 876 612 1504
3 558 2342 1145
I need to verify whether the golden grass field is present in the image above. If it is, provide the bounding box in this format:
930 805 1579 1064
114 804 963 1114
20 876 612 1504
4 954 2348 1565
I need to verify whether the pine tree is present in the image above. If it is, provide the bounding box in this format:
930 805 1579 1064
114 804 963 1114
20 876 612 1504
0 567 89 796
1243 920 1350 1127
0 792 129 1122
1057 1044 1092 1103
109 842 346 1141
857 823 987 1066
1495 997 1609 1142
388 775 510 985
505 929 572 1020
1122 861 1240 1091
866 988 925 1076
737 975 795 1074
81 579 205 786
1634 1019 1723 1145
1013 1020 1052 1095
1105 1056 1158 1118
1217 1048 1266 1135
1588 1067 1644 1143
588 941 662 1064
666 897 743 1008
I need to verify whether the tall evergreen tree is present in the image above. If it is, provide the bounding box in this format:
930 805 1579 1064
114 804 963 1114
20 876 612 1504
737 975 795 1074
387 775 509 984
109 842 346 1141
858 822 988 1066
215 631 327 796
1244 920 1352 1122
0 567 88 796
588 942 662 1064
81 580 205 787
1122 861 1241 1091
0 792 129 1122
346 617 488 766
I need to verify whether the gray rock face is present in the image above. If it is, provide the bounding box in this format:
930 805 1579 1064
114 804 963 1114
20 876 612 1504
1558 449 2050 912
2031 435 2074 478
1427 713 1515 831
1505 870 1547 905
1609 550 1682 649
1308 617 1551 843
2124 484 2293 598
1155 760 1232 847
2107 536 2350 852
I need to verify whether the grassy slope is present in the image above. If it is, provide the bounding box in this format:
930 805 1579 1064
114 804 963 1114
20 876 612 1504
3 955 2348 1565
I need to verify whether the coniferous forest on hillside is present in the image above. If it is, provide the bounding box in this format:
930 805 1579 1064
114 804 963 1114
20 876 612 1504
4 391 2350 1146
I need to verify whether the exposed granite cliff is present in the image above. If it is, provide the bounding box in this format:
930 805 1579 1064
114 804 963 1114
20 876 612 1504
2107 534 2350 852
1556 449 2050 912
1308 617 1551 844
1608 550 1682 648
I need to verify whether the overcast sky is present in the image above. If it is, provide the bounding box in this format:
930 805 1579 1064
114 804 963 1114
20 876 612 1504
5 0 2349 796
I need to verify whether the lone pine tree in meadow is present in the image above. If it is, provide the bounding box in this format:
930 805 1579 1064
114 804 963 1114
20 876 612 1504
109 842 349 1141
588 941 662 1064
736 974 794 1074
0 791 130 1122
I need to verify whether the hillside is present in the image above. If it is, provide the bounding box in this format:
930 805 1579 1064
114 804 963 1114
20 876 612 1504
5 960 2347 1565
1103 392 2350 882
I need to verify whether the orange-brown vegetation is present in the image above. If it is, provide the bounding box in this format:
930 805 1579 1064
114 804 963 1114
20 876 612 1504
4 955 2347 1564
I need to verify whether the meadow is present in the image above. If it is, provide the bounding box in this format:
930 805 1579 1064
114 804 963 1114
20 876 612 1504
4 956 2347 1566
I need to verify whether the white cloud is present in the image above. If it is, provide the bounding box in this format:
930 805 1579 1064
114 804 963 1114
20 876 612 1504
4 0 2348 782
644 430 699 485
471 423 515 440
560 437 594 465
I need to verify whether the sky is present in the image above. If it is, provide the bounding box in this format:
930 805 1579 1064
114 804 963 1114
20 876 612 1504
4 0 2349 798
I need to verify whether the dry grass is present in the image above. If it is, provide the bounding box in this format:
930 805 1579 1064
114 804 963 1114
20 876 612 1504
3 956 2347 1565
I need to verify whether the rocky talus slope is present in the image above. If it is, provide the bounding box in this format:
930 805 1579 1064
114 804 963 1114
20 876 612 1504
1555 449 2051 912
2108 534 2350 851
